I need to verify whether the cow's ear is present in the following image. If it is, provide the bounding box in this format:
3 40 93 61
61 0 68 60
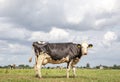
77 44 81 48
88 44 93 48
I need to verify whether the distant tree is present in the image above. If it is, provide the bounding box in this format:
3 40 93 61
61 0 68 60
18 64 32 69
95 66 99 69
3 65 9 68
113 64 117 69
0 66 2 68
25 65 32 69
112 64 120 69
18 64 25 69
86 63 90 68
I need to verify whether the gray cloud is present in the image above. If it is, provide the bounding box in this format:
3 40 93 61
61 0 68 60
0 40 31 55
0 0 120 32
0 0 66 31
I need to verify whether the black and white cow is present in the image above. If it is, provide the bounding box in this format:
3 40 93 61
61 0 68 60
29 41 93 78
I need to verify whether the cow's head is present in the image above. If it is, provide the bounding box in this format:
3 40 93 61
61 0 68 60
78 42 93 55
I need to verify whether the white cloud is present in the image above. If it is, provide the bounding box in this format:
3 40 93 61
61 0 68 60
104 31 117 41
29 27 69 42
0 0 6 9
95 18 106 27
0 57 4 61
92 0 116 12
0 40 9 52
0 18 31 40
8 43 30 54
103 31 117 46
65 0 116 24
49 27 69 40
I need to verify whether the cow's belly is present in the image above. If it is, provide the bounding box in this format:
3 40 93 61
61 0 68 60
42 56 69 65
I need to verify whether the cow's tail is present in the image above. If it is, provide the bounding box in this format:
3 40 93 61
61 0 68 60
29 46 34 63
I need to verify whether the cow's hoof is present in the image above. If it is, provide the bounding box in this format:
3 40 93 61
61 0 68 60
35 74 42 78
73 76 76 78
35 74 39 77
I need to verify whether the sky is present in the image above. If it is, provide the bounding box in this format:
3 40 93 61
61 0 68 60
0 0 120 67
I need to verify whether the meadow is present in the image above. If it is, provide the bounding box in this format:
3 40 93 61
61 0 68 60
0 68 120 82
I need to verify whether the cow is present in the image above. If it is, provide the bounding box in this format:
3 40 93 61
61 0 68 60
29 41 93 78
10 64 16 69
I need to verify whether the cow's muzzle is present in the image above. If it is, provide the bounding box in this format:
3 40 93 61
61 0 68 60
84 53 87 55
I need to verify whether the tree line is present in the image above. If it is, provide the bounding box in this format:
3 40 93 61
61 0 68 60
0 63 120 69
82 63 120 69
0 64 32 69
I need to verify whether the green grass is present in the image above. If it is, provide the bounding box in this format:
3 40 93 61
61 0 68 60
0 68 120 82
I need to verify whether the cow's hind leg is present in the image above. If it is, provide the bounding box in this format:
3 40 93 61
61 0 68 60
34 56 39 77
35 53 44 78
71 58 79 78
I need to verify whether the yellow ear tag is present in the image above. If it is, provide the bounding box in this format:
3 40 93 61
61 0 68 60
77 45 81 48
89 46 92 48
89 45 93 48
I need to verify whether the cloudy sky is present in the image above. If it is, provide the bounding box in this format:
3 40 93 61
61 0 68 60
0 0 120 67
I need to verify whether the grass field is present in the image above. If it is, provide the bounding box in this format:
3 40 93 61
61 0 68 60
0 68 120 82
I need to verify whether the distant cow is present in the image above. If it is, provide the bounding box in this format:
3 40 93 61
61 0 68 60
29 41 93 78
10 64 16 69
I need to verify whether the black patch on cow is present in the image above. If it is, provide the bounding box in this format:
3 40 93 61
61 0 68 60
32 42 83 61
45 43 82 61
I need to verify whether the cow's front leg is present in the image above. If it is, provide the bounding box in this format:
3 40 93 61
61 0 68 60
71 58 79 77
66 64 70 78
72 66 76 77
66 60 72 78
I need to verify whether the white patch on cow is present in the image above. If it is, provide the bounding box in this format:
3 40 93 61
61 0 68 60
42 53 51 65
42 54 69 65
81 42 88 55
37 41 46 44
42 59 48 65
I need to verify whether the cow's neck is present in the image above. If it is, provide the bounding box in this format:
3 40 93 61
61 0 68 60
77 48 82 58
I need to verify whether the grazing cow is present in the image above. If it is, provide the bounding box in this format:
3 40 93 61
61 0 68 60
29 41 93 78
10 64 16 69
